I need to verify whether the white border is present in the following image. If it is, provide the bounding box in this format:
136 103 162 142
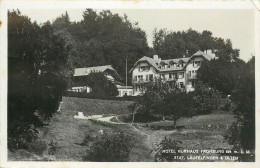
0 0 259 168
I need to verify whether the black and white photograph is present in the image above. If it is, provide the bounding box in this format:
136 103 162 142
0 0 259 167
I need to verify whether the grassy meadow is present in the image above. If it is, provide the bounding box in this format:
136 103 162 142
9 96 236 161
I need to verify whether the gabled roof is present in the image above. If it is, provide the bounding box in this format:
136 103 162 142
129 56 189 73
130 50 215 73
191 50 215 60
130 56 160 72
74 65 120 78
163 57 190 64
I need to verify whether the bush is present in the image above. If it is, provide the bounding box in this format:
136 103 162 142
191 81 221 115
224 121 242 150
85 72 119 97
83 131 133 161
8 123 38 149
154 137 182 162
48 140 61 155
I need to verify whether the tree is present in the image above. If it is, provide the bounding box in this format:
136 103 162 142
55 9 151 85
8 10 74 148
229 56 255 150
137 78 171 121
153 28 239 62
191 81 222 114
85 72 119 98
163 90 195 128
198 46 255 154
197 59 239 95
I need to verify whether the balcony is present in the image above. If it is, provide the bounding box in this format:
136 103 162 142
187 75 197 80
132 78 152 84
166 77 177 81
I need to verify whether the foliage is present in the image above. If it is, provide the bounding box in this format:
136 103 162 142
137 78 171 120
83 131 133 162
191 81 222 114
198 49 255 150
229 56 255 150
154 137 182 162
8 10 74 149
52 9 150 85
224 121 242 150
8 124 38 149
153 28 239 62
163 90 195 128
197 59 241 95
48 140 61 155
85 72 119 98
135 78 195 125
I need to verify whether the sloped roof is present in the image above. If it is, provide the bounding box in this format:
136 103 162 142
192 50 215 60
163 57 190 64
130 50 215 73
130 56 189 73
74 65 119 77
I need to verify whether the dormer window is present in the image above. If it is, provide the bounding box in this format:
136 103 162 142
139 66 150 72
195 61 201 66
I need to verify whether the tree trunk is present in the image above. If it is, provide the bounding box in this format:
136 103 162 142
132 112 135 123
173 119 177 128
162 112 165 121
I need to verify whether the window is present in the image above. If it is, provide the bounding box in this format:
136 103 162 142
139 66 150 72
178 72 184 79
138 75 143 82
160 74 165 79
195 61 201 67
188 71 191 77
173 73 177 79
123 91 127 96
135 85 138 91
169 73 172 78
133 76 137 81
192 81 196 87
146 75 149 81
129 91 133 96
179 82 184 88
149 74 153 81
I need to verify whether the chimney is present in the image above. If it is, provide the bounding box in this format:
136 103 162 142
153 55 158 61
207 49 212 55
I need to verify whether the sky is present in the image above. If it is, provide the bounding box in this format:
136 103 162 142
20 8 255 61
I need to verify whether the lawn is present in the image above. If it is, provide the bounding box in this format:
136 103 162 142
9 96 236 161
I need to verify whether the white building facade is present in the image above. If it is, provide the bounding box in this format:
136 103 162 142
130 50 216 96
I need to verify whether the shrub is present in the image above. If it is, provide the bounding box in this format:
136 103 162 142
224 121 242 150
154 137 182 162
85 72 119 97
83 131 133 162
8 123 38 149
191 81 221 114
48 140 61 155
